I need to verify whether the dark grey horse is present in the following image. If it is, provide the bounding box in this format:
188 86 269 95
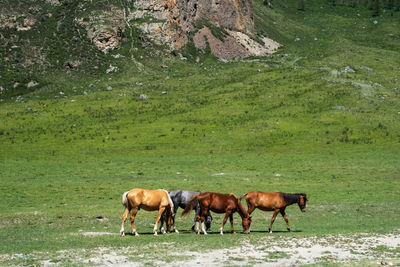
160 190 213 233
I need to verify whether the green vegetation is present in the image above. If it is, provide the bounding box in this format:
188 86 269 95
0 0 399 265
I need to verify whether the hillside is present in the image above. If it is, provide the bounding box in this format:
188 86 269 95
1 0 399 156
0 0 279 99
0 0 400 265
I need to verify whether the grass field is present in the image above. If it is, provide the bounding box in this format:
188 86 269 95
1 0 400 265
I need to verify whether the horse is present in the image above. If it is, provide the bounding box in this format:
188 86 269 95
159 190 213 233
182 192 252 235
120 188 174 236
240 191 307 233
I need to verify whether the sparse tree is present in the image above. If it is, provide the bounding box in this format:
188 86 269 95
371 0 380 16
350 0 359 7
385 0 394 9
298 0 305 10
263 0 273 8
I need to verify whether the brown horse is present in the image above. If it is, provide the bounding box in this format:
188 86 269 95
120 188 174 236
182 192 252 235
240 191 307 233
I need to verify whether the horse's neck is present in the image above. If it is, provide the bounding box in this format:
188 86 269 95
283 193 300 206
237 201 249 218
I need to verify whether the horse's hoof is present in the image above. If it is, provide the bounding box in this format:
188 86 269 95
154 233 158 236
268 230 272 234
175 230 179 234
232 231 236 234
220 232 224 235
287 228 291 232
120 232 125 237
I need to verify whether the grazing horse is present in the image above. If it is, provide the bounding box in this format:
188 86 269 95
160 190 213 233
120 188 174 236
182 192 252 235
240 191 307 233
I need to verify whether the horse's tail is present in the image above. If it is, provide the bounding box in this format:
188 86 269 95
161 189 174 215
182 193 200 217
239 193 248 200
122 191 129 208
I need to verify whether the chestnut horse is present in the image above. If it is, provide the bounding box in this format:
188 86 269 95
120 188 174 236
182 192 252 235
240 191 307 233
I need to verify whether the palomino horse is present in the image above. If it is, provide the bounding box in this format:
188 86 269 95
182 192 252 235
160 190 213 233
240 191 307 233
120 188 174 236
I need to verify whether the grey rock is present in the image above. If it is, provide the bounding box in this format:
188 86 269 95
139 94 148 100
344 66 355 73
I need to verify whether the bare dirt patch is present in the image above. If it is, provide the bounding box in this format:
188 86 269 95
2 232 399 266
165 233 400 266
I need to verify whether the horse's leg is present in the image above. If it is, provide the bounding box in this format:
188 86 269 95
120 207 130 236
205 210 213 231
159 209 166 233
220 211 231 235
154 206 166 235
246 199 256 215
172 204 179 233
130 208 139 236
280 209 291 232
268 210 279 233
195 220 200 234
246 200 256 215
199 207 208 235
192 206 200 232
192 205 201 232
229 214 236 234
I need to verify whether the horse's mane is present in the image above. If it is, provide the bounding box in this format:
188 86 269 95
281 193 307 205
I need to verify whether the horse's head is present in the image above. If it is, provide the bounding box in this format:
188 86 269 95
298 193 308 212
242 216 252 234
237 198 252 233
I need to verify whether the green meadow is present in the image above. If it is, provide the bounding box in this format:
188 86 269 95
0 0 399 265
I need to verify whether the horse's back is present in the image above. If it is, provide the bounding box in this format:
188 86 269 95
127 188 169 210
247 191 285 210
205 192 238 213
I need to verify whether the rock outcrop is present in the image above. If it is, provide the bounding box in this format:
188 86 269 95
75 6 126 54
0 0 279 63
129 0 279 58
